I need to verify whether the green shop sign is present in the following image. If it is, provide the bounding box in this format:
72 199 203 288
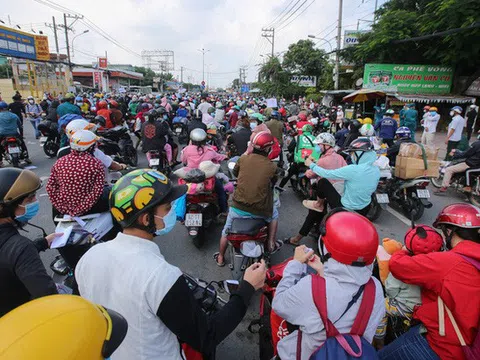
363 64 453 95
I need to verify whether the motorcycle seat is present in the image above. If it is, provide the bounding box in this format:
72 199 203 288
229 218 268 235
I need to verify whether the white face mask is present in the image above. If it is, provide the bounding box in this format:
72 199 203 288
28 100 34 104
450 111 455 117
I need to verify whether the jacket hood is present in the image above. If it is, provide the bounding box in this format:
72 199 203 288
356 150 377 165
454 240 480 261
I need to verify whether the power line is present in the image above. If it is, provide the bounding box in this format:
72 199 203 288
277 0 316 33
273 0 309 30
264 0 296 28
268 0 302 28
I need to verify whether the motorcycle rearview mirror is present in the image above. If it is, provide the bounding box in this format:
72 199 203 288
221 280 240 295
228 162 236 171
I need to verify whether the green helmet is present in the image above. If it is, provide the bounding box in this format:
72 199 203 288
323 120 331 128
109 169 186 228
302 124 313 134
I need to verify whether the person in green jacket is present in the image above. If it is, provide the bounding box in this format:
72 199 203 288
401 103 418 141
128 95 140 115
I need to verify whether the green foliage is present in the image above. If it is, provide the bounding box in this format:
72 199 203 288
0 64 12 79
131 66 173 86
283 40 328 75
351 0 480 78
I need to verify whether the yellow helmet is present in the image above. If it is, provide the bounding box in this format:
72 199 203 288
0 295 127 360
363 117 373 125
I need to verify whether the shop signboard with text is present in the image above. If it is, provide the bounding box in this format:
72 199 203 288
363 63 453 94
0 25 50 61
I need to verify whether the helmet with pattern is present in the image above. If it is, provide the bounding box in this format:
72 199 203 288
70 130 98 152
404 225 444 255
302 124 313 134
396 126 411 139
66 119 95 139
314 133 335 147
109 169 187 230
360 123 375 136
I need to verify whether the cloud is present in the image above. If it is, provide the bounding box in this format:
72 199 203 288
4 0 380 87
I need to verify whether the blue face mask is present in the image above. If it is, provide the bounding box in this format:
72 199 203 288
154 206 177 236
314 145 322 154
15 200 40 223
429 111 437 116
250 122 257 130
163 115 168 120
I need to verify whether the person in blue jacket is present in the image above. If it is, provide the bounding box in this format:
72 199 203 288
375 109 398 146
374 103 386 127
401 103 418 141
304 137 380 216
0 101 31 164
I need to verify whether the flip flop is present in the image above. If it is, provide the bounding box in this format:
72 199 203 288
213 252 225 267
282 237 300 247
269 240 284 254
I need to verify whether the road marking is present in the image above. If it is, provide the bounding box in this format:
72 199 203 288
386 206 411 226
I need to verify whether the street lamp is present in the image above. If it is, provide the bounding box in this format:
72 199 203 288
197 48 210 83
307 35 334 52
71 30 89 57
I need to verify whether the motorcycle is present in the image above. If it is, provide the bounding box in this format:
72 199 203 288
147 150 170 174
431 158 480 207
172 117 189 145
179 171 221 249
97 125 138 166
376 176 432 221
1 136 27 168
37 120 60 158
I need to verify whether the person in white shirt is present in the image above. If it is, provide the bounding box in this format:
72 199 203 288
76 170 266 360
421 106 440 147
445 106 466 160
336 105 344 132
197 98 211 117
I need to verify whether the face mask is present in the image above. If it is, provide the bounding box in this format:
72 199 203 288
28 100 34 104
154 206 177 236
450 111 455 117
77 102 83 107
163 115 168 120
250 122 257 130
15 200 40 223
429 111 437 116
314 145 322 154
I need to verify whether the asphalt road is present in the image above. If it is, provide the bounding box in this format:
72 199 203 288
17 123 460 360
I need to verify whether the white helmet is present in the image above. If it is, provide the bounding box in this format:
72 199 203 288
360 124 375 136
66 119 92 139
190 128 207 142
337 105 343 110
313 133 335 147
70 130 97 152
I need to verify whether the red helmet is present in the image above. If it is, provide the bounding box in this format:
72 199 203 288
97 101 108 110
404 225 443 255
298 113 307 122
109 100 119 108
423 105 431 111
320 210 378 266
252 131 275 151
433 203 480 229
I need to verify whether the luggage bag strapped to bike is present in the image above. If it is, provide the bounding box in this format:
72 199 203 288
297 276 378 360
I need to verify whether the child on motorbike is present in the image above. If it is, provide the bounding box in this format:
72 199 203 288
181 129 228 217
374 226 444 349
214 132 280 267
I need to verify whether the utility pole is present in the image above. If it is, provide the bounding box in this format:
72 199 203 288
335 0 343 90
262 28 275 57
180 66 184 83
373 0 379 24
50 17 60 63
63 13 71 72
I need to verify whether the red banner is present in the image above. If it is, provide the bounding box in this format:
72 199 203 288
93 71 101 86
98 57 107 69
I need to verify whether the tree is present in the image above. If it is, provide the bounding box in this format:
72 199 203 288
283 39 329 76
131 66 174 86
350 0 480 90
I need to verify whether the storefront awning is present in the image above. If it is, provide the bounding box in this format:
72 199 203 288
387 93 475 104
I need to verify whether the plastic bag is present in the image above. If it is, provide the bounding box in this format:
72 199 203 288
175 194 187 221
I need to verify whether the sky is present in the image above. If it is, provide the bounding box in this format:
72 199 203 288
2 0 383 88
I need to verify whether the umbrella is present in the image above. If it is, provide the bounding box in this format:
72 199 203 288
343 88 386 103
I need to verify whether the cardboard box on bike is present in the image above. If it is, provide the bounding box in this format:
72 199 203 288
394 156 441 179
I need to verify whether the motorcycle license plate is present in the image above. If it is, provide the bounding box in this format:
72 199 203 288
417 189 430 198
175 128 182 133
40 136 48 144
185 213 202 227
149 158 160 166
8 146 20 154
376 193 390 204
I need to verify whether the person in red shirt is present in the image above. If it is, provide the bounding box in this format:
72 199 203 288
229 106 240 128
96 101 113 129
47 130 106 217
379 203 480 360
295 112 311 135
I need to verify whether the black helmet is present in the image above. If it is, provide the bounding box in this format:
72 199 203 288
342 119 351 129
157 106 167 115
0 168 41 218
109 169 187 230
94 115 106 127
349 119 362 131
193 109 202 121
147 109 158 120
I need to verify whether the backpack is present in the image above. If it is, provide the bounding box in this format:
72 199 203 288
294 134 320 164
296 275 378 360
438 254 480 360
